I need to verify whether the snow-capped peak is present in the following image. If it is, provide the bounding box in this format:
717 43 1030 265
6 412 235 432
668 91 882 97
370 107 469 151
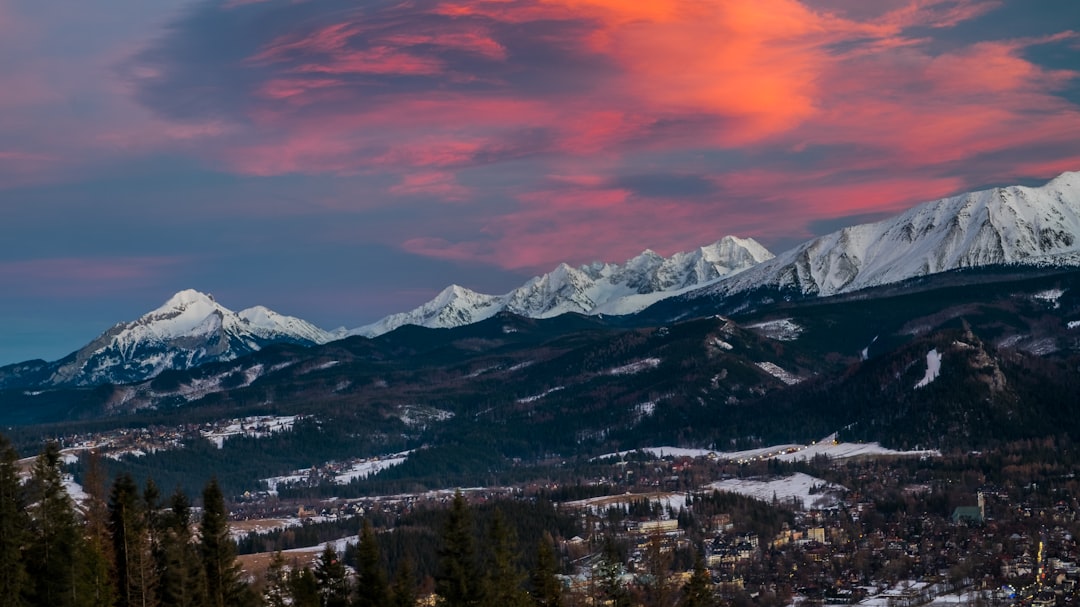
700 171 1080 300
44 290 336 386
351 236 774 336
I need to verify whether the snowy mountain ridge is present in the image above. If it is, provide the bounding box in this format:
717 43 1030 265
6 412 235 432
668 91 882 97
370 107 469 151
46 290 337 386
350 236 774 337
696 171 1080 301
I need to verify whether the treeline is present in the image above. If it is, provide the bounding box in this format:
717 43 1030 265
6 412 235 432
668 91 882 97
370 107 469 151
0 435 254 607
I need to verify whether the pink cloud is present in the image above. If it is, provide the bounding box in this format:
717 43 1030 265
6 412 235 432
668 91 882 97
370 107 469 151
389 171 473 201
0 257 187 297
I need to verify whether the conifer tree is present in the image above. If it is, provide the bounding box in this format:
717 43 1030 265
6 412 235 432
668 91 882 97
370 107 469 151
680 553 715 607
355 519 389 607
157 488 205 607
109 474 158 607
288 567 320 607
0 435 27 607
530 533 562 607
481 509 530 607
262 552 289 607
200 479 252 607
313 544 350 607
436 490 481 607
594 538 631 607
24 442 83 607
80 452 115 607
390 559 417 607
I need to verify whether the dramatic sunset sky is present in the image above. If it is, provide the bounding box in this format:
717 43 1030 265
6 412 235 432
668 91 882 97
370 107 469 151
2 0 1080 364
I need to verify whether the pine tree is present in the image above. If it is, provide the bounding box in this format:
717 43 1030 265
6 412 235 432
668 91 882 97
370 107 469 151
390 559 416 607
481 509 529 607
80 452 115 607
313 544 350 607
24 442 83 607
0 435 27 607
640 531 675 607
594 538 631 607
355 519 389 607
288 567 320 607
200 479 252 607
262 552 289 607
157 488 205 607
436 490 481 607
530 533 562 607
109 474 158 607
680 553 715 607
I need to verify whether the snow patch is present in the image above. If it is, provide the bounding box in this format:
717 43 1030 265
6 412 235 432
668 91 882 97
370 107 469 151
710 338 734 350
708 472 844 510
1033 288 1065 308
608 358 661 375
517 386 565 403
754 362 801 385
746 319 803 341
398 405 454 429
1068 320 1080 330
914 349 942 389
201 415 300 448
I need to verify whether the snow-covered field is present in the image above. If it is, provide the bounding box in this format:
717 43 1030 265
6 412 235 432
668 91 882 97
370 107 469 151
333 452 410 483
563 491 691 514
914 349 942 389
708 472 844 510
596 435 939 463
746 319 803 341
202 415 300 448
263 451 412 493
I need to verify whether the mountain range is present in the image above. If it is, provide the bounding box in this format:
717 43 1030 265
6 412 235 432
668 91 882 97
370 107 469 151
2 171 1079 389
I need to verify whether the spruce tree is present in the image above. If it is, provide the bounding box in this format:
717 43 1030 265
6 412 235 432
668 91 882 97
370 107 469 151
390 559 416 607
436 490 481 607
481 509 529 607
200 479 251 607
313 544 350 607
0 435 27 607
24 442 83 607
262 552 289 607
80 452 115 607
157 488 205 607
355 519 389 607
530 533 562 607
680 553 715 607
288 567 320 607
109 474 158 607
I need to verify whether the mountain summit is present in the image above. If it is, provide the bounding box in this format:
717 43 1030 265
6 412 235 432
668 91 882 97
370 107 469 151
351 236 774 336
43 290 337 386
693 171 1080 302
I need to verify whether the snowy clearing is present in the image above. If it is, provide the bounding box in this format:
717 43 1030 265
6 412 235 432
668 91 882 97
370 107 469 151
708 473 844 510
517 386 565 403
596 436 938 463
914 349 941 389
1033 288 1065 308
1069 320 1080 329
746 318 803 341
334 452 410 483
201 415 300 448
563 491 691 514
754 362 801 385
608 358 662 375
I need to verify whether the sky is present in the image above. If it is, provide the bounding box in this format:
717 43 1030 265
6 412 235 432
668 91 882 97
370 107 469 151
2 0 1080 365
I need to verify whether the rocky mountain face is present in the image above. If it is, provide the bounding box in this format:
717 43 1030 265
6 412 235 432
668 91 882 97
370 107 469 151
351 236 774 336
696 172 1080 301
1 290 337 388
